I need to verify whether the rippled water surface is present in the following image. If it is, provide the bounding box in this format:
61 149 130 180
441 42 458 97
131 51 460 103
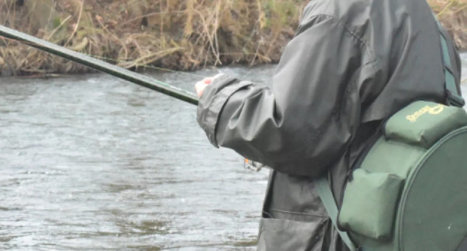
1 53 466 250
0 66 275 250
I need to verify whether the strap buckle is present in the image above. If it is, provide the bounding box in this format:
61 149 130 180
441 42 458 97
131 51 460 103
446 89 465 107
444 67 465 107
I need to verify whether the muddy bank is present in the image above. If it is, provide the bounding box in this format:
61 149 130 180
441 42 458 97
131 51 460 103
0 0 465 76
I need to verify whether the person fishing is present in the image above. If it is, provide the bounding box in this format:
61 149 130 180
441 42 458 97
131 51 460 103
194 0 463 250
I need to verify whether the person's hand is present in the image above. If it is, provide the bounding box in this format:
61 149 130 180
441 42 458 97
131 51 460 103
195 73 223 97
195 77 212 97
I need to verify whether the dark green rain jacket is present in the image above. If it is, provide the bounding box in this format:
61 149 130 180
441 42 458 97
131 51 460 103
197 0 462 250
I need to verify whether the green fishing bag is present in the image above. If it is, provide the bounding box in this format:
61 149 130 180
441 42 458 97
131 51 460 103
337 100 467 251
315 17 467 251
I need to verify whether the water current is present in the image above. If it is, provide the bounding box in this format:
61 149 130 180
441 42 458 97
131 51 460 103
0 66 275 250
1 53 466 250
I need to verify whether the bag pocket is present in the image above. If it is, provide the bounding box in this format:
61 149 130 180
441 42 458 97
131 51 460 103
338 169 404 240
384 101 467 148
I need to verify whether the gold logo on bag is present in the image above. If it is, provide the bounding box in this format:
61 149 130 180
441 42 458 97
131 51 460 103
406 104 445 122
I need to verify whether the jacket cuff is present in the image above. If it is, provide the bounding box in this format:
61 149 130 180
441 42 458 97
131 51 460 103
197 74 253 146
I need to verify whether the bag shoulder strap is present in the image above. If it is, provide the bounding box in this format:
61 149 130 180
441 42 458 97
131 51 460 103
315 176 357 251
435 20 465 107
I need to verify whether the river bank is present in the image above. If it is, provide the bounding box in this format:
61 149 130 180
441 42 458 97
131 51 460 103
0 0 465 76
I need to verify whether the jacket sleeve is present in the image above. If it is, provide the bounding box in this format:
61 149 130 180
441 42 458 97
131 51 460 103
197 15 377 178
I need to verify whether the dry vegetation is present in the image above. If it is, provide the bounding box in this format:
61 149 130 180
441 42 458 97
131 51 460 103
429 0 467 50
0 0 305 75
0 0 465 75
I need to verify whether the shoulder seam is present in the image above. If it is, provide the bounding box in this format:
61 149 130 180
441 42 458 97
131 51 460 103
296 14 335 34
336 20 379 67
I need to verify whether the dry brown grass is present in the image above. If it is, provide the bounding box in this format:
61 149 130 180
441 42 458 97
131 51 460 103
0 0 464 75
0 0 305 75
428 0 467 49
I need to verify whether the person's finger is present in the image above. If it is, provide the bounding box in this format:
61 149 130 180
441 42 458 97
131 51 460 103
203 78 212 84
195 81 208 97
195 73 225 97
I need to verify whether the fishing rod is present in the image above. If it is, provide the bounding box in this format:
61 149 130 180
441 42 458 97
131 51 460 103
0 25 199 105
0 25 266 172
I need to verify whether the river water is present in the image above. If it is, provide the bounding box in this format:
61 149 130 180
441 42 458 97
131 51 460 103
1 54 467 250
0 66 275 250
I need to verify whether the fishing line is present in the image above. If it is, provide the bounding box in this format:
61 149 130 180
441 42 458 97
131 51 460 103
88 55 213 79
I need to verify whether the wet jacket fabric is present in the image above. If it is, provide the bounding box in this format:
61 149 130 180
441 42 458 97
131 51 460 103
197 0 462 250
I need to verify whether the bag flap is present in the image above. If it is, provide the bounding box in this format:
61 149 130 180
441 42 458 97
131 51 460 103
384 101 467 148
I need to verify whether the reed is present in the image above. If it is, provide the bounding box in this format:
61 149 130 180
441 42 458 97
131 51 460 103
428 0 466 50
0 0 464 76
